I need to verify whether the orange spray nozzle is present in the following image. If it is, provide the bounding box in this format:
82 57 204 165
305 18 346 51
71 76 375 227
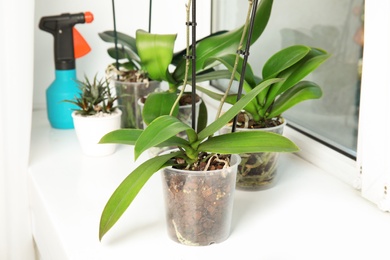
84 12 94 23
73 12 94 58
73 28 91 59
39 12 94 70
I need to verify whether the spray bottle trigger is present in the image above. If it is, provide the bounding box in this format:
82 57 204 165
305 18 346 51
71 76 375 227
73 28 91 59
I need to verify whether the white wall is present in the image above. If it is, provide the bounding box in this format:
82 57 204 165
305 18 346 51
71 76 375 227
0 0 36 259
34 0 211 109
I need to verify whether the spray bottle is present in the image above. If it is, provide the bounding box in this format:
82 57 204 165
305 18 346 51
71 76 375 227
39 12 94 129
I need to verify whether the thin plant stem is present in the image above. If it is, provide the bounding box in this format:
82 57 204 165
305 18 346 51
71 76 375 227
214 0 253 121
170 0 192 116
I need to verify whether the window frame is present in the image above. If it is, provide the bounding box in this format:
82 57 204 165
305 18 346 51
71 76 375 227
358 0 390 211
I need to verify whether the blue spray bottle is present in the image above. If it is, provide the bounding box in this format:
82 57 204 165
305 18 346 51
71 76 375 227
39 12 94 129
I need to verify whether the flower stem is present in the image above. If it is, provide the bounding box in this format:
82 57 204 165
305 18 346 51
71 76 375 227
170 0 192 116
214 0 254 121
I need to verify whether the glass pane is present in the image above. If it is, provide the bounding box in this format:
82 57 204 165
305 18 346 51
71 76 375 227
212 0 364 157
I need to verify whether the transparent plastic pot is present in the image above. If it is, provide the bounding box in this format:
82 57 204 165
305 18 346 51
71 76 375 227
220 119 286 191
112 79 160 129
161 154 240 246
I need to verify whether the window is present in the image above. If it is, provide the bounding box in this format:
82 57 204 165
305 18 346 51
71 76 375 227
212 0 390 211
212 0 363 158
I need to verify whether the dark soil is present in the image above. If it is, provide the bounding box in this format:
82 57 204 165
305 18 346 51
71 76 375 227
109 67 149 83
171 153 230 171
178 93 200 106
231 111 283 129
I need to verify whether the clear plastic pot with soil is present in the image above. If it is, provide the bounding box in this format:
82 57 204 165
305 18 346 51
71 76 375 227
220 115 286 191
174 93 201 129
161 154 240 246
112 79 160 129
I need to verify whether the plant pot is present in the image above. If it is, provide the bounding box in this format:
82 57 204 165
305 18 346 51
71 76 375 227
112 79 160 129
138 94 202 128
220 119 286 191
175 98 201 130
72 109 122 156
161 154 240 246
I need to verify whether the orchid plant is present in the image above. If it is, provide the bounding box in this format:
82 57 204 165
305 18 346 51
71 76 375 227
100 0 274 126
198 45 330 127
98 0 299 241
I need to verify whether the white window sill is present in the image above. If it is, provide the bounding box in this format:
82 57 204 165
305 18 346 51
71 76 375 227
29 109 390 260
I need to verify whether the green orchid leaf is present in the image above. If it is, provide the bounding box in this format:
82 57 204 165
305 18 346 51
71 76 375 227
262 45 310 79
190 70 232 83
171 30 229 66
197 100 208 133
277 53 329 96
107 49 139 70
196 85 260 120
136 29 177 84
142 92 179 125
99 31 138 55
259 70 292 114
173 0 274 80
268 81 323 118
99 128 190 149
99 129 142 145
155 135 191 149
259 45 312 111
204 54 256 91
107 47 140 65
244 102 264 122
135 115 195 159
263 48 329 112
201 55 265 119
119 62 138 71
199 131 298 154
198 78 282 141
196 86 225 102
107 47 127 60
99 151 181 241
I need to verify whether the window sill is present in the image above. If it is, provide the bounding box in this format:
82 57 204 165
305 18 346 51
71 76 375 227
29 110 390 260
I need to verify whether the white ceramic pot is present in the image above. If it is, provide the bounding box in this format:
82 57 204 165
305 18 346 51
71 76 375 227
72 109 122 156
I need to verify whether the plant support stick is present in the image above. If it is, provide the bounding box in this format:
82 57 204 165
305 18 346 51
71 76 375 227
111 0 119 76
232 0 259 132
191 0 197 130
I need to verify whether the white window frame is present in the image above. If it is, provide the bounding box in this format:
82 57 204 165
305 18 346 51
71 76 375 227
358 0 390 211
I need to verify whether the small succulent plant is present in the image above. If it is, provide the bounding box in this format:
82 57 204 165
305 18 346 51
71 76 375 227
64 75 118 116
